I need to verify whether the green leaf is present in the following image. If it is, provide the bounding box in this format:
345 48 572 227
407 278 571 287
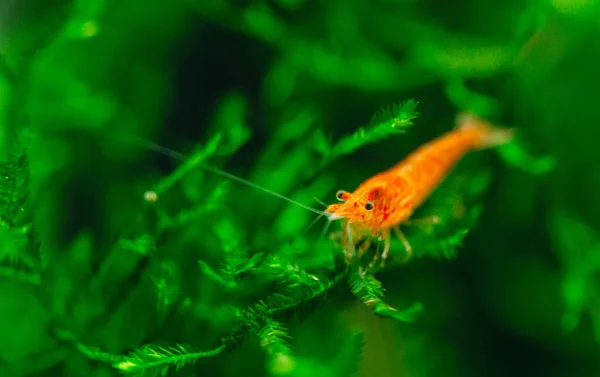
152 262 181 319
237 251 265 274
330 99 419 160
154 133 223 195
118 234 156 255
496 135 555 175
0 265 40 284
349 271 423 323
64 0 105 39
198 260 237 289
259 318 296 375
77 343 123 365
549 209 600 339
0 224 30 265
211 93 252 157
425 228 470 261
310 128 333 159
112 343 225 376
444 77 501 118
0 135 30 225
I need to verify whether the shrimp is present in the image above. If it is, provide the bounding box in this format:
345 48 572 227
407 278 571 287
324 111 513 268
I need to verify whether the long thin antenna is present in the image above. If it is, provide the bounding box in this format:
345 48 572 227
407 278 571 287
300 212 325 238
121 133 329 217
320 218 333 239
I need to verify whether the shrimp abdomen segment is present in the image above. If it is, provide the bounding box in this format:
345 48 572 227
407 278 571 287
390 127 485 209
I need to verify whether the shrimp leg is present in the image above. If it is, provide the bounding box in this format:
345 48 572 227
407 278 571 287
330 230 342 247
361 240 380 275
342 222 358 265
356 237 372 258
369 229 391 268
393 226 412 262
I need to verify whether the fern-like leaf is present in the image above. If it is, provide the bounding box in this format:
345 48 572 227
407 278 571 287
118 234 156 255
220 271 344 353
549 209 600 341
113 343 225 377
153 133 223 195
329 99 419 160
151 262 181 320
496 134 555 175
198 259 238 289
0 223 31 265
0 265 40 284
349 271 423 323
259 318 296 375
0 135 30 225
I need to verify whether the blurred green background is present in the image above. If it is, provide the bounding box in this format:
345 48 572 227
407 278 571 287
1 0 600 376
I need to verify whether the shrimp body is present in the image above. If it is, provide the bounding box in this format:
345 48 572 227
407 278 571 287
325 112 512 266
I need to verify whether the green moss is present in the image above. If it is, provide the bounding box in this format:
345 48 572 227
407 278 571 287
1 1 599 377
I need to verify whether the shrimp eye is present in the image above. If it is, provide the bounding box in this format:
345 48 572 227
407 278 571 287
365 202 374 211
336 190 347 201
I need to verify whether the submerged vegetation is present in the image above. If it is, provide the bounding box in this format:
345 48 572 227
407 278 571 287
1 1 600 377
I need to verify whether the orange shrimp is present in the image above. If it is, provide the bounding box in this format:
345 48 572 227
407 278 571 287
324 111 513 267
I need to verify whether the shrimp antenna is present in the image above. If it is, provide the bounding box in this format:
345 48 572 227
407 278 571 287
320 218 333 239
313 197 328 208
121 133 329 217
300 212 326 238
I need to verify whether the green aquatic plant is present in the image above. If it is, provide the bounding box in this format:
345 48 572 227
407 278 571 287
3 1 598 377
0 96 487 377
